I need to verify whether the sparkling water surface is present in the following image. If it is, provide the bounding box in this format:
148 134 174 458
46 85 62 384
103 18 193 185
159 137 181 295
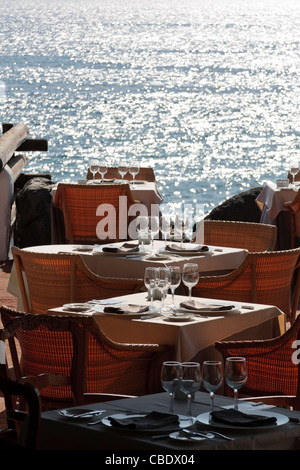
0 0 300 216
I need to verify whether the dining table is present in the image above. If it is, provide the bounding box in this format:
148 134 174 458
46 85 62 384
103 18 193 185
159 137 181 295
51 180 164 244
256 180 298 249
37 391 300 450
47 292 285 363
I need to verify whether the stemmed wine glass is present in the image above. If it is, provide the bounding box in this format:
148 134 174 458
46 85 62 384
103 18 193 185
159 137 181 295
169 266 181 308
290 162 299 185
155 267 171 312
225 357 248 410
144 266 157 309
99 164 107 183
89 159 100 180
182 263 199 298
137 215 149 252
118 164 128 182
160 215 171 247
161 361 181 414
179 362 202 422
149 216 160 254
129 163 140 186
202 361 223 412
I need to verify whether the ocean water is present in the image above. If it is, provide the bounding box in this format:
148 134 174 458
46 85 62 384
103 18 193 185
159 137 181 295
0 0 300 216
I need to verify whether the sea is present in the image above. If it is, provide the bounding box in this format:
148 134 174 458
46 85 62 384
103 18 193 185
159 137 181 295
0 0 300 217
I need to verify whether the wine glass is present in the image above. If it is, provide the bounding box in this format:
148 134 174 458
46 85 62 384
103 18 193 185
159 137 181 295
179 362 202 421
89 159 100 180
155 267 171 312
149 216 160 254
129 163 140 186
136 215 149 251
160 215 171 247
169 266 181 308
225 357 248 410
161 361 181 414
144 266 157 309
290 162 299 185
182 263 199 298
99 164 107 183
118 164 128 182
202 360 223 412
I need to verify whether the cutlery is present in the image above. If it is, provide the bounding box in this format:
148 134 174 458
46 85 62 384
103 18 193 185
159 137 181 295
88 418 105 426
60 410 106 419
182 429 215 439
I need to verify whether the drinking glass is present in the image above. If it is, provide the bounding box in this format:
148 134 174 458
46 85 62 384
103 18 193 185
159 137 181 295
202 361 223 412
99 164 107 183
225 357 248 410
149 216 160 253
155 267 171 312
290 163 299 185
179 362 202 421
161 361 181 414
118 164 128 182
144 266 157 309
129 163 140 186
169 266 181 308
89 159 100 180
182 263 199 298
160 215 171 246
137 215 149 251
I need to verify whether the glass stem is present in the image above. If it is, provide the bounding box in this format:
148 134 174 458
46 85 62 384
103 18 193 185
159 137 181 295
234 388 238 410
171 288 175 305
188 286 192 298
187 393 192 420
210 391 214 412
169 393 174 414
150 288 153 307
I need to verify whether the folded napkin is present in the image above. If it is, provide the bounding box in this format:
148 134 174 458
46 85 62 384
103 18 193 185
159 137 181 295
108 411 179 430
180 300 235 312
103 304 149 314
102 242 139 253
165 243 209 253
210 409 277 427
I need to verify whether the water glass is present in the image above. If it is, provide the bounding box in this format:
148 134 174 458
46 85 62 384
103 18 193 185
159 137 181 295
179 362 202 421
89 159 100 180
290 162 299 184
137 215 149 251
182 263 199 298
118 164 128 181
149 216 160 253
144 266 157 309
155 267 171 312
169 266 181 308
161 361 181 414
202 360 223 412
225 357 248 410
160 215 171 246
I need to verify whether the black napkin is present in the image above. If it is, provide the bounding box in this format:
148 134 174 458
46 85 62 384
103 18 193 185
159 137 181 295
102 242 139 253
103 304 149 314
108 411 179 430
165 243 209 253
210 409 277 427
180 300 235 312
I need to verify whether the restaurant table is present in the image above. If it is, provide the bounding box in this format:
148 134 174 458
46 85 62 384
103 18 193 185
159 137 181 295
256 181 297 249
38 391 300 450
51 180 163 244
47 292 285 363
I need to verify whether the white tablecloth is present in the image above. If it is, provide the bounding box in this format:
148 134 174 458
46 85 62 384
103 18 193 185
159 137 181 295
256 181 297 224
0 166 14 261
48 292 284 362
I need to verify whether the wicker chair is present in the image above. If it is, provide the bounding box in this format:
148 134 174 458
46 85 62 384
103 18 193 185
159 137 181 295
86 166 156 182
203 220 277 252
188 248 300 323
214 314 300 410
284 190 300 248
53 182 138 244
11 246 143 313
1 306 172 409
